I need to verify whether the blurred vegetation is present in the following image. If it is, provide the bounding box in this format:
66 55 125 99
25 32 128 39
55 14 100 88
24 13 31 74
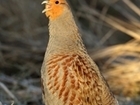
0 0 140 105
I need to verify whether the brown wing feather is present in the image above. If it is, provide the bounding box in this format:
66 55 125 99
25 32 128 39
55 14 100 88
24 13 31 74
41 54 118 105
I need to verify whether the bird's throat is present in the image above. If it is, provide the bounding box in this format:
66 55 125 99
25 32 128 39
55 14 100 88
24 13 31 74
46 9 85 56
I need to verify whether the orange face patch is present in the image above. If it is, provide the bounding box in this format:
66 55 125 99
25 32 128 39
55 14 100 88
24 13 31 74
45 0 66 20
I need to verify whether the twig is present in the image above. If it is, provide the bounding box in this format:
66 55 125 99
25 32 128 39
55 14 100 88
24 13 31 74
105 16 140 40
90 42 140 60
99 29 116 46
11 101 14 105
80 6 140 40
123 0 140 16
0 102 2 105
0 82 20 105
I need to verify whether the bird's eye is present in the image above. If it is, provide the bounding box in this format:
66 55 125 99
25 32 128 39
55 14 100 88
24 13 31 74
55 1 59 4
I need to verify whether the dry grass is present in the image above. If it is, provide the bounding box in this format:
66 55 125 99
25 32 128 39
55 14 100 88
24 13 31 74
91 40 140 97
0 0 140 105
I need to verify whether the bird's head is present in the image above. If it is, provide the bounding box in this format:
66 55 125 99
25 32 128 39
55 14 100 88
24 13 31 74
42 0 69 20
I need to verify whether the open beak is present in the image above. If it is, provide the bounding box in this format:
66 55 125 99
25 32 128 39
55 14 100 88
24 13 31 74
41 0 50 13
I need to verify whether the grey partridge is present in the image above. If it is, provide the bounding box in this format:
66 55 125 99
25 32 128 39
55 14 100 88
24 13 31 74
41 0 119 105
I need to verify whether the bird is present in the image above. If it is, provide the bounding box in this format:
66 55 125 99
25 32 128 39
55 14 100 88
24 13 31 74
41 0 119 105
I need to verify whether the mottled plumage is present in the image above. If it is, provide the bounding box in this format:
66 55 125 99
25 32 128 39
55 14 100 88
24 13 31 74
41 0 119 105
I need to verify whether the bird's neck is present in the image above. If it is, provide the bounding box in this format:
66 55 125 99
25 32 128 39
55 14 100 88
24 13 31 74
46 9 86 57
